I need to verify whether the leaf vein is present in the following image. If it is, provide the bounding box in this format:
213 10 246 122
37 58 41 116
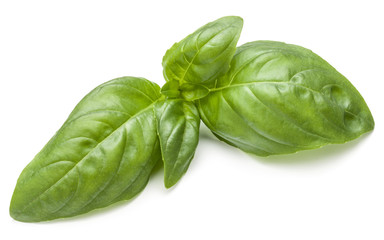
20 102 157 212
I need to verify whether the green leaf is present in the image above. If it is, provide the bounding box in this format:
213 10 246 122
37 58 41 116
162 16 243 87
161 80 180 98
10 77 162 222
198 41 374 156
180 83 210 101
154 99 200 188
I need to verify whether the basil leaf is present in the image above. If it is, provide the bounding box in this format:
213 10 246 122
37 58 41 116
179 83 210 101
162 16 243 87
198 41 374 156
154 99 200 188
10 77 162 222
161 80 180 98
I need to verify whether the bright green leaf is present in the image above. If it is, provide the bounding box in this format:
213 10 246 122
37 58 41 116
161 80 180 98
198 41 374 156
180 83 210 101
162 16 243 87
10 77 162 222
154 99 200 188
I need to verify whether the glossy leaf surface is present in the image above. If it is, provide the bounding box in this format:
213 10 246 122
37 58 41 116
162 16 243 87
161 80 180 98
155 99 200 188
198 41 374 156
179 83 210 101
10 77 162 222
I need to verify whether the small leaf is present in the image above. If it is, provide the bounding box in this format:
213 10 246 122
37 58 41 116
154 99 200 188
180 83 210 101
162 16 243 87
161 80 180 98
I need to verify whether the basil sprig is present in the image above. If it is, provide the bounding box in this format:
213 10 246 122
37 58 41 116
10 16 374 222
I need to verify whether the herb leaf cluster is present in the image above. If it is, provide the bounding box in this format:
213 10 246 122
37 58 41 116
10 16 374 222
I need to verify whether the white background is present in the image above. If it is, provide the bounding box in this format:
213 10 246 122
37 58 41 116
1 0 383 239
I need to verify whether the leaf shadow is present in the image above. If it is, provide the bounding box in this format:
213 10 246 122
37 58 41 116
36 160 166 224
34 193 141 224
253 137 364 167
33 126 373 224
199 123 373 167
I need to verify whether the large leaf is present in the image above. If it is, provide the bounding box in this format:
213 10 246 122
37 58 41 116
198 41 374 156
162 16 243 89
10 77 162 222
154 99 200 188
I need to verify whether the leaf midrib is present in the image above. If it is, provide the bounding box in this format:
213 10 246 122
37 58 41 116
20 101 158 213
178 27 232 84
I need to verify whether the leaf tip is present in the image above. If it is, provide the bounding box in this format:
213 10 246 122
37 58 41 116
9 201 33 222
164 177 178 189
218 15 243 33
164 170 184 189
220 15 243 24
